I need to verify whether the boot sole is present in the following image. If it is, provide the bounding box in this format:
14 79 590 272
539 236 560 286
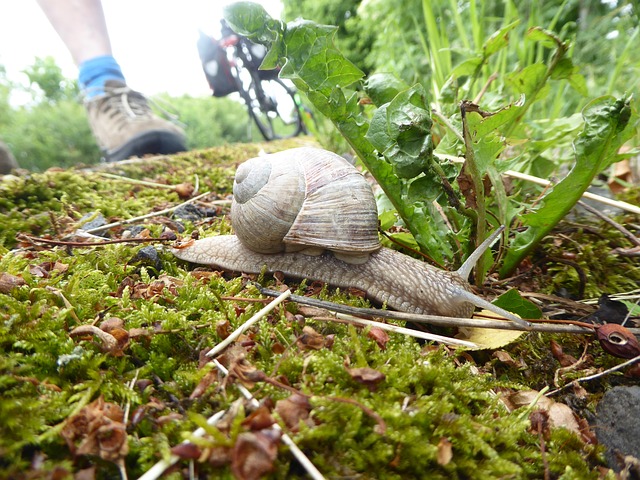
104 130 187 162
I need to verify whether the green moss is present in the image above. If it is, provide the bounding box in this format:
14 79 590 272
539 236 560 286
0 140 619 478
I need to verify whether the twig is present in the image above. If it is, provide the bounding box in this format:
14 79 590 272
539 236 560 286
256 286 640 335
577 200 640 247
315 313 478 348
473 72 498 104
94 172 178 189
212 359 326 480
432 109 465 143
82 191 214 235
553 342 590 388
504 169 640 216
206 290 292 358
545 353 640 396
18 233 173 248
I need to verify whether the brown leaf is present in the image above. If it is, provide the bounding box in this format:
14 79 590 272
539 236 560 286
508 390 581 436
296 306 329 318
296 326 327 350
171 442 202 460
29 264 49 278
231 430 281 480
274 394 312 432
99 317 124 332
347 367 386 391
596 324 640 359
61 396 129 463
242 406 276 431
70 325 119 353
222 347 264 388
528 409 551 438
549 339 578 367
190 370 218 400
625 363 640 378
492 350 520 367
436 437 453 466
368 327 390 350
0 272 26 293
216 319 232 339
174 182 195 199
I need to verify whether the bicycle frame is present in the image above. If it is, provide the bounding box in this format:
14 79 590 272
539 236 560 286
219 34 306 141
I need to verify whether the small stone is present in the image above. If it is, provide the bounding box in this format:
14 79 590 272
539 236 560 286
173 203 217 221
130 246 162 272
78 212 109 236
595 386 640 471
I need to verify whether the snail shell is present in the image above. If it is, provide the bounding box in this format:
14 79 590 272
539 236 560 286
231 148 380 264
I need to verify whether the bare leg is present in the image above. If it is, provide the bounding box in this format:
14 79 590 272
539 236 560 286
36 0 112 65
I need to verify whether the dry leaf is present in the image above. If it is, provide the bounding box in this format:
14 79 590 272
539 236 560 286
231 429 281 480
508 390 581 435
171 442 202 460
174 182 195 199
436 437 453 466
189 370 218 399
274 394 312 432
455 310 525 349
549 339 578 367
368 327 390 350
347 367 386 391
61 396 129 463
493 350 521 367
297 326 327 350
242 406 276 431
0 272 25 293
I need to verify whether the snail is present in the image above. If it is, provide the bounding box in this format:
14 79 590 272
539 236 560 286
172 147 531 329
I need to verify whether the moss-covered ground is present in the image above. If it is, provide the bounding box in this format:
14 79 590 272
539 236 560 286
1 138 638 479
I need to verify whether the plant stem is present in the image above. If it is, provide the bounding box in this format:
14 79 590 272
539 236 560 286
460 101 487 285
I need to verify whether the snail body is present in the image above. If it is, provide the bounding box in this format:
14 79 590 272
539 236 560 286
173 147 530 327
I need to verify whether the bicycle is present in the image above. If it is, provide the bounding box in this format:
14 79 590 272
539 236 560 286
198 28 307 141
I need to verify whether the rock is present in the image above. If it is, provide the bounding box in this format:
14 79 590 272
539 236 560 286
130 246 162 272
173 203 217 222
595 386 640 472
78 212 109 236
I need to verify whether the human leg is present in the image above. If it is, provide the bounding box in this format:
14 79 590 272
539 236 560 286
36 0 187 161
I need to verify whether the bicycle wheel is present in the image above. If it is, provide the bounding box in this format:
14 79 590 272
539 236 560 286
242 74 306 141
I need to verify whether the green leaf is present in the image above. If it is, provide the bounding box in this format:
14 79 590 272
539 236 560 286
467 97 525 140
451 57 483 77
281 20 364 96
483 20 519 57
526 27 563 49
501 96 638 276
378 210 397 231
492 289 542 319
223 2 280 43
507 64 549 99
364 73 410 107
366 84 433 178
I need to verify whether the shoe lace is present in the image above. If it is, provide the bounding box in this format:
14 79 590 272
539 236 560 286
84 84 185 127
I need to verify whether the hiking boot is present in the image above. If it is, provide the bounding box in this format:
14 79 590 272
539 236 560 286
85 80 187 162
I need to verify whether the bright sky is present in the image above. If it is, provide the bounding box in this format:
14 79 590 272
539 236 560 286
0 0 283 101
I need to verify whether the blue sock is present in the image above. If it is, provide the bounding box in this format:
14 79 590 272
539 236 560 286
78 55 126 98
